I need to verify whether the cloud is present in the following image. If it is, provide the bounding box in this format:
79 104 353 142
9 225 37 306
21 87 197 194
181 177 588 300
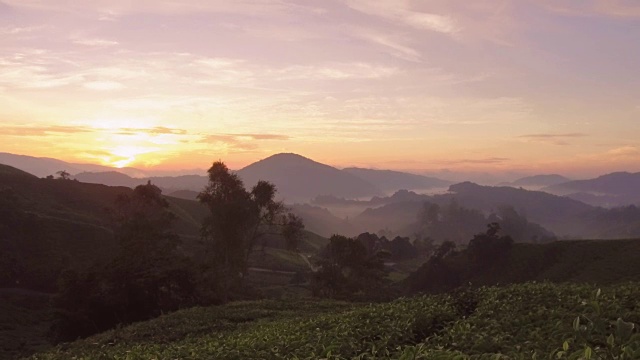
198 133 290 152
83 81 124 91
607 146 640 157
345 0 459 35
536 0 640 19
276 62 399 80
0 25 45 35
433 157 510 165
518 133 587 145
117 127 188 136
73 38 119 47
349 26 423 62
203 133 290 142
2 0 306 19
0 125 94 136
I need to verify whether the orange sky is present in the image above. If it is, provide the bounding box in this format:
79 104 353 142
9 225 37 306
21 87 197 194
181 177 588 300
1 0 639 177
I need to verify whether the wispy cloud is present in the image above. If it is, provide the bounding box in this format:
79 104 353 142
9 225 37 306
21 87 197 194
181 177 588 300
433 157 510 165
607 146 639 157
345 0 459 35
536 0 640 19
117 127 188 136
202 133 290 142
198 133 290 153
349 26 423 62
518 133 588 146
73 38 119 47
1 125 94 136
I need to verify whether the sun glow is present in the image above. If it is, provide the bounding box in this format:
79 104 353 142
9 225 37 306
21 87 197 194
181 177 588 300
106 145 160 168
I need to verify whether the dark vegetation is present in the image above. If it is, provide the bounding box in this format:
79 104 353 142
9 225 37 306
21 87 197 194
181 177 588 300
3 158 640 359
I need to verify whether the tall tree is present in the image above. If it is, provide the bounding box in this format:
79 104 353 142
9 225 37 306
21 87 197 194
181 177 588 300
197 161 304 298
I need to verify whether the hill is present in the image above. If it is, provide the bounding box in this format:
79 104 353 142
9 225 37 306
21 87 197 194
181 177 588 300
73 171 141 188
74 172 209 193
342 167 450 193
236 153 382 201
544 171 640 207
501 174 571 188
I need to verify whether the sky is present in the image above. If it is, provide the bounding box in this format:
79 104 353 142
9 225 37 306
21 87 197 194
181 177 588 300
1 0 639 177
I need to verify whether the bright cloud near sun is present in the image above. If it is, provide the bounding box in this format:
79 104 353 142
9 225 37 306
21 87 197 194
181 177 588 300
0 0 639 176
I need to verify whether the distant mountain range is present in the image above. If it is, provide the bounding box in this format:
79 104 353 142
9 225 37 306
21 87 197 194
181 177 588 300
3 151 640 207
307 182 640 240
1 152 452 202
543 172 640 207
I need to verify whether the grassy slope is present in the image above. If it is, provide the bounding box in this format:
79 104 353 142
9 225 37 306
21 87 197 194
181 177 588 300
29 282 640 359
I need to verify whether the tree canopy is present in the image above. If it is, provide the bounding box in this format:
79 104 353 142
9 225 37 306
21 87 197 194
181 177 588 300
197 161 304 297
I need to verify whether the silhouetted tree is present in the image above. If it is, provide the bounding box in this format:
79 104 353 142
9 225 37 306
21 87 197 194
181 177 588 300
197 161 303 300
55 170 70 180
467 222 513 267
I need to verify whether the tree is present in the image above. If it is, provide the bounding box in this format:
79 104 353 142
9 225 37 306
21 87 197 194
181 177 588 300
312 234 389 299
55 170 70 180
112 181 179 262
197 161 303 299
466 222 513 267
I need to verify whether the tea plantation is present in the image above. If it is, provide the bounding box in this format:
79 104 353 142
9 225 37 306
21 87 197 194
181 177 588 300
30 282 640 359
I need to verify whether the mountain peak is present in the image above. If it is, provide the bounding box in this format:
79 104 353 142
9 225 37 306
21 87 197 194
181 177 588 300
238 153 381 201
251 153 320 167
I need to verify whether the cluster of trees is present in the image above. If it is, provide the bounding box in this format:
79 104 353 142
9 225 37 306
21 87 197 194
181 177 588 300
311 234 389 299
407 223 515 294
53 162 304 341
355 232 423 261
53 182 199 340
417 200 555 244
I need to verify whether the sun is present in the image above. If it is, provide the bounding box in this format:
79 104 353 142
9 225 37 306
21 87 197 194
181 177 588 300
77 118 185 169
106 145 157 168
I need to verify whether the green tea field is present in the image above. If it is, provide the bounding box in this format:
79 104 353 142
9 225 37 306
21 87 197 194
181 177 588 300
30 282 640 359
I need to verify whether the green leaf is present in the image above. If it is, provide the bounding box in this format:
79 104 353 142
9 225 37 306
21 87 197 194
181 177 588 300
616 318 635 341
584 347 592 359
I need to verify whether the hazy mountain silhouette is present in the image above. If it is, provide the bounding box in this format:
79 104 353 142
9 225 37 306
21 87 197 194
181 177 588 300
543 172 640 207
501 174 571 188
236 153 382 201
74 171 142 188
0 152 147 178
337 182 640 240
74 172 209 193
342 167 450 193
